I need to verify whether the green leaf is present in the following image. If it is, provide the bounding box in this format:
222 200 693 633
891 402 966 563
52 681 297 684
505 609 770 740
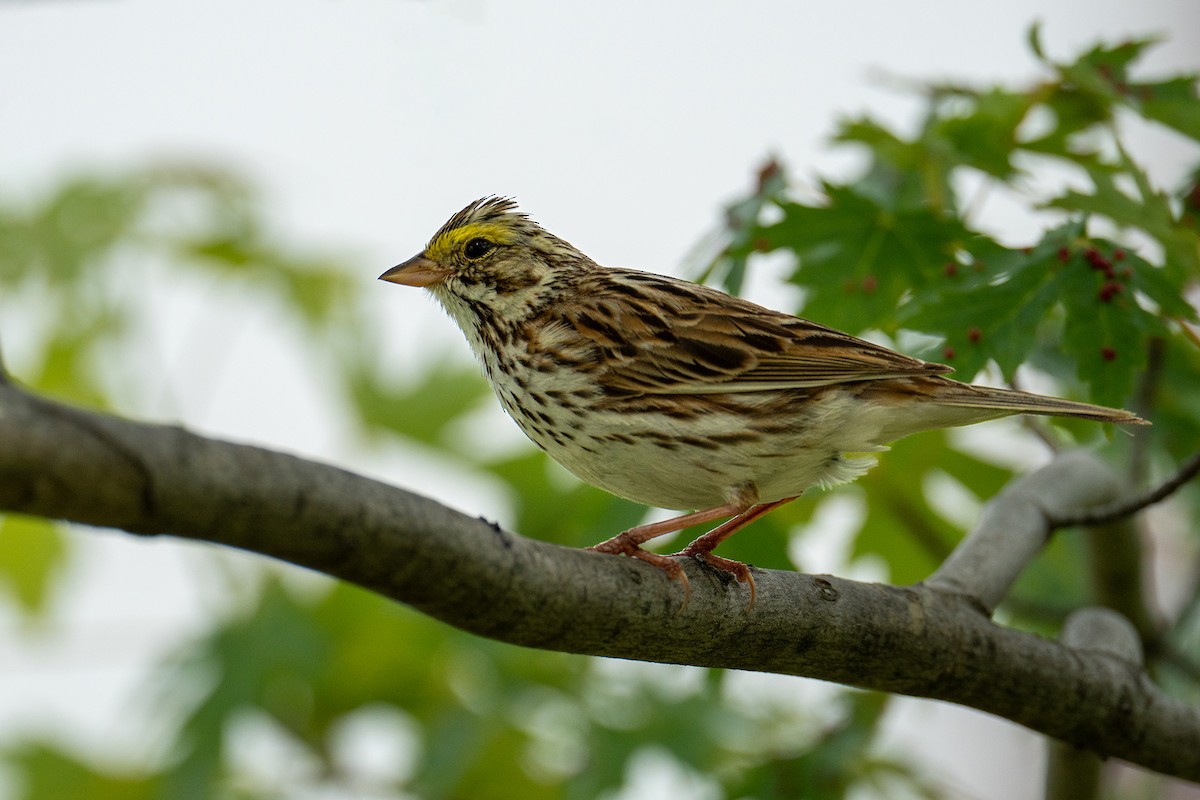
1022 83 1112 156
1004 530 1092 633
1054 241 1184 407
0 209 37 285
1056 37 1160 110
162 579 332 798
307 583 460 717
1057 272 1143 408
714 495 816 572
1136 75 1200 139
725 692 933 799
486 449 646 548
932 88 1033 179
27 305 127 407
852 432 969 584
276 263 357 327
32 178 147 286
182 234 260 268
0 515 68 618
421 715 561 800
834 117 957 214
698 156 788 296
1043 160 1199 286
834 117 921 172
905 222 1177 408
905 223 1083 382
1137 332 1200 462
1027 22 1047 62
761 186 970 333
4 743 160 800
347 357 490 448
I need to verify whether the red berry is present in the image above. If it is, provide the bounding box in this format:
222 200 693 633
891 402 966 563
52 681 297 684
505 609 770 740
943 347 956 360
1084 248 1112 271
967 327 981 343
1101 347 1117 361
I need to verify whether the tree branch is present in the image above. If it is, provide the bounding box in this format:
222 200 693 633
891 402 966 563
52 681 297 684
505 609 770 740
926 450 1123 613
0 381 1198 781
1045 608 1144 800
1048 452 1200 529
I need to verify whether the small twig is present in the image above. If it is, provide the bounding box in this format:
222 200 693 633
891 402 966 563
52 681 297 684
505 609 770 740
1176 316 1200 352
1019 414 1064 453
1049 453 1200 529
1006 373 1065 454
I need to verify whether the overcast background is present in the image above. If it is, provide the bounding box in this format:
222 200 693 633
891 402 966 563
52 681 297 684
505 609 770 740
2 1 1198 798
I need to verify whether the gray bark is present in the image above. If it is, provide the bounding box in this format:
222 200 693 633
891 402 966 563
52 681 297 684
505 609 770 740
0 380 1196 781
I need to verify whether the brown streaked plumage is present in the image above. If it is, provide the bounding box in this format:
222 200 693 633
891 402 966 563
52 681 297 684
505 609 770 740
381 197 1147 607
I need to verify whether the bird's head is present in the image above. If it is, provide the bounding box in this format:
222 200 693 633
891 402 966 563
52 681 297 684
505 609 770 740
381 197 588 324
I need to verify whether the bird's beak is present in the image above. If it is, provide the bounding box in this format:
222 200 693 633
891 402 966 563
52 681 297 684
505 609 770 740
379 253 451 287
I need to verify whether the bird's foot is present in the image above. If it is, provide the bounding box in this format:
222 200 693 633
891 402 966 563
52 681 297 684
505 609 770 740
587 534 691 609
671 544 756 609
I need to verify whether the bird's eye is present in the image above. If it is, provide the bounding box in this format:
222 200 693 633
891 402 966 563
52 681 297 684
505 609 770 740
463 238 495 260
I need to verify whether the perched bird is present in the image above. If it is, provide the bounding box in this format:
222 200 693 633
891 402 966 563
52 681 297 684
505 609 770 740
380 197 1146 604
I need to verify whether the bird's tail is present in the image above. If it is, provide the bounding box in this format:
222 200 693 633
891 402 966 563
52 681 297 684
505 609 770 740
863 376 1147 443
926 381 1147 425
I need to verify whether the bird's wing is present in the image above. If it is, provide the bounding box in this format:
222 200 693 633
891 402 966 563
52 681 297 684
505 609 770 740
558 269 951 395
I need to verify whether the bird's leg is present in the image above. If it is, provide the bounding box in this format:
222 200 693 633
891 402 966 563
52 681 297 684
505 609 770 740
587 502 749 606
671 496 800 608
587 503 748 554
587 495 799 608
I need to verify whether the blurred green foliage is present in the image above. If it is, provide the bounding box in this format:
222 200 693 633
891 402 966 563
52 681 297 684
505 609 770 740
1 29 1198 799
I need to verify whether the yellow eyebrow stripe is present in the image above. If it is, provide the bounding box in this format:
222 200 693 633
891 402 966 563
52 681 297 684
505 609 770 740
427 222 515 260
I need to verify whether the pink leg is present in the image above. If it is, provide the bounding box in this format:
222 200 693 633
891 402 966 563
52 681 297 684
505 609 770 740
586 496 800 609
587 502 747 554
587 502 749 608
672 496 800 609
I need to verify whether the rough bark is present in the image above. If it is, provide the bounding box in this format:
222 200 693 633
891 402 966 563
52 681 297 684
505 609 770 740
0 380 1196 780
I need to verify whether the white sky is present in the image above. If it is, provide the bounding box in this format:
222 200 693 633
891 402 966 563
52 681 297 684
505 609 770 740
1 1 1198 797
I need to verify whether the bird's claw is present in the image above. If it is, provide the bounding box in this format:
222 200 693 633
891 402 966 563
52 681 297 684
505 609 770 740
587 537 691 611
672 546 757 609
587 536 755 610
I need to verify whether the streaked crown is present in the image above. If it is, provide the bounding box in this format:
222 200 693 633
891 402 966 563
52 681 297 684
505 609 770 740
424 197 534 259
385 197 594 332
